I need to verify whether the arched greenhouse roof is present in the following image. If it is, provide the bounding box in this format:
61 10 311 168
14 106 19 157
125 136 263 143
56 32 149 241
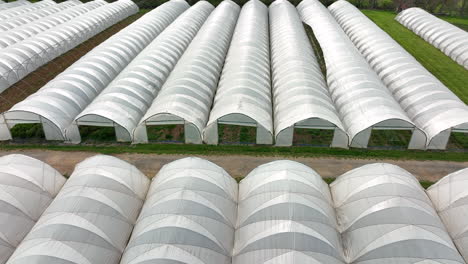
396 7 468 69
331 163 465 263
270 0 345 146
75 1 214 142
6 155 149 264
136 0 239 144
203 0 273 144
2 0 188 142
428 168 468 263
233 160 346 264
297 0 414 146
329 0 468 148
0 154 65 264
121 157 237 264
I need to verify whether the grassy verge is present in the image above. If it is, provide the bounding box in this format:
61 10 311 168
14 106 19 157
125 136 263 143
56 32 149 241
0 143 466 161
361 10 468 104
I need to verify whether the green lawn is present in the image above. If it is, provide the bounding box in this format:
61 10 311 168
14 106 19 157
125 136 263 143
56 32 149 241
362 10 468 104
1 142 467 161
439 15 468 31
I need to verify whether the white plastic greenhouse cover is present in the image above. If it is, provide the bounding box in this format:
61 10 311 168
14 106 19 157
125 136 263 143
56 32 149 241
134 0 239 144
0 0 54 21
331 163 465 264
0 0 189 142
428 168 468 262
0 0 106 49
6 155 149 264
121 157 238 264
297 0 415 149
75 1 215 143
203 0 273 145
396 7 468 70
233 160 345 264
269 0 347 148
0 154 65 264
0 0 80 32
329 1 468 150
0 0 138 93
0 1 30 12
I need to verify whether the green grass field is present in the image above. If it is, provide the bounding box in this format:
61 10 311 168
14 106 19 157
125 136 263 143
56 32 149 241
362 10 468 104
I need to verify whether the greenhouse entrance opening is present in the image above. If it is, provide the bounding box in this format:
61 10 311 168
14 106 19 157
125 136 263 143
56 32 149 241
293 128 334 147
10 123 45 142
447 132 468 150
78 125 116 143
146 124 185 143
368 129 413 149
218 124 257 145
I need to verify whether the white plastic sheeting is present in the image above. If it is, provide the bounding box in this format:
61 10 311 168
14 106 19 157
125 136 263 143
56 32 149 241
135 0 239 144
297 0 415 148
0 0 54 21
0 1 30 12
121 157 238 264
0 0 80 32
75 1 215 143
396 7 468 70
0 0 138 93
203 0 273 145
6 155 149 264
234 160 346 264
428 168 468 262
0 0 188 142
0 0 106 49
0 154 65 264
330 1 468 150
269 0 347 148
331 163 465 264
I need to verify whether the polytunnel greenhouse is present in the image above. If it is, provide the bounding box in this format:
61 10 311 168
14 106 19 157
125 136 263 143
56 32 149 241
0 0 80 32
269 0 347 148
0 0 54 21
0 154 65 264
0 0 189 142
121 157 238 264
75 1 215 143
298 0 417 149
0 0 107 49
428 168 468 262
135 0 240 144
329 0 468 150
5 155 149 264
233 160 346 264
0 0 138 93
396 7 468 70
0 1 30 11
203 0 273 145
331 163 465 263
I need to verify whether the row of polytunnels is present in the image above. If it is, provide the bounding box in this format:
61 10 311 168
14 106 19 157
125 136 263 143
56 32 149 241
0 0 466 150
0 154 467 264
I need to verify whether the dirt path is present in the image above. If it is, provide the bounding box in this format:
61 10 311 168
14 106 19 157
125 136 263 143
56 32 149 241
1 149 466 182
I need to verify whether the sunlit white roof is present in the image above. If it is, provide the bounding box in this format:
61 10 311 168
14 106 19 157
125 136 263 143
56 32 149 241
297 0 414 147
2 0 188 142
203 0 273 145
0 154 65 264
331 163 464 263
234 160 346 264
135 0 240 144
396 7 468 69
75 1 215 142
121 157 237 264
6 155 149 264
329 0 468 149
428 168 468 263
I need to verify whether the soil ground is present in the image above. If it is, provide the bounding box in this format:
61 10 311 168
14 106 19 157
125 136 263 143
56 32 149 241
1 149 465 182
